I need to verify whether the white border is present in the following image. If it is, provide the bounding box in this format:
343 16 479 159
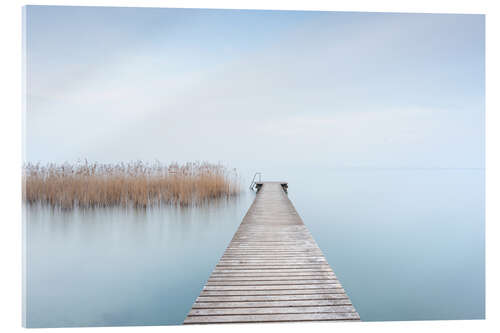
1 1 498 333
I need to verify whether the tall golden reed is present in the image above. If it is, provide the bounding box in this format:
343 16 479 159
23 161 240 209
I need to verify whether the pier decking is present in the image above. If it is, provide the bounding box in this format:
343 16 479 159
184 182 359 324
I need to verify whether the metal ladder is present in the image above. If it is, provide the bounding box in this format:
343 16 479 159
249 172 262 191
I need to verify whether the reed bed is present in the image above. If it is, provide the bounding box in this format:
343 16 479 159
23 161 240 209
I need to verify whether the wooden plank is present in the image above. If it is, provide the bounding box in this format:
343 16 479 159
228 244 315 247
214 265 332 270
222 251 321 254
219 257 326 260
203 284 342 291
216 262 330 264
193 300 352 308
213 268 334 272
220 256 326 260
200 289 346 296
217 260 327 265
218 261 327 265
196 294 350 302
184 182 359 324
189 305 357 315
184 312 361 324
208 274 336 280
206 279 339 286
209 275 336 280
212 270 334 274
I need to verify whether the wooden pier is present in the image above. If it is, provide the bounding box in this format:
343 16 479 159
184 182 360 324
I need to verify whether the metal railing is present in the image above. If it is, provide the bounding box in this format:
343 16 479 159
249 172 262 190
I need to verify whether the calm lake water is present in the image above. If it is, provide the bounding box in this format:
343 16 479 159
25 169 484 327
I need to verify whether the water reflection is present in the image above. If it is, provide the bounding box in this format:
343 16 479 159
26 191 255 327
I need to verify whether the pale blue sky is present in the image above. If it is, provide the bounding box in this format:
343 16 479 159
24 6 485 176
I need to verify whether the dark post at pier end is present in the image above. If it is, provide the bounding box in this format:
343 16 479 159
255 181 288 193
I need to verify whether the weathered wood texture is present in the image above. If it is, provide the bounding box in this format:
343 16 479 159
184 182 359 324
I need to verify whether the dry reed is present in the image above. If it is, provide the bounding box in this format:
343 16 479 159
23 161 240 209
